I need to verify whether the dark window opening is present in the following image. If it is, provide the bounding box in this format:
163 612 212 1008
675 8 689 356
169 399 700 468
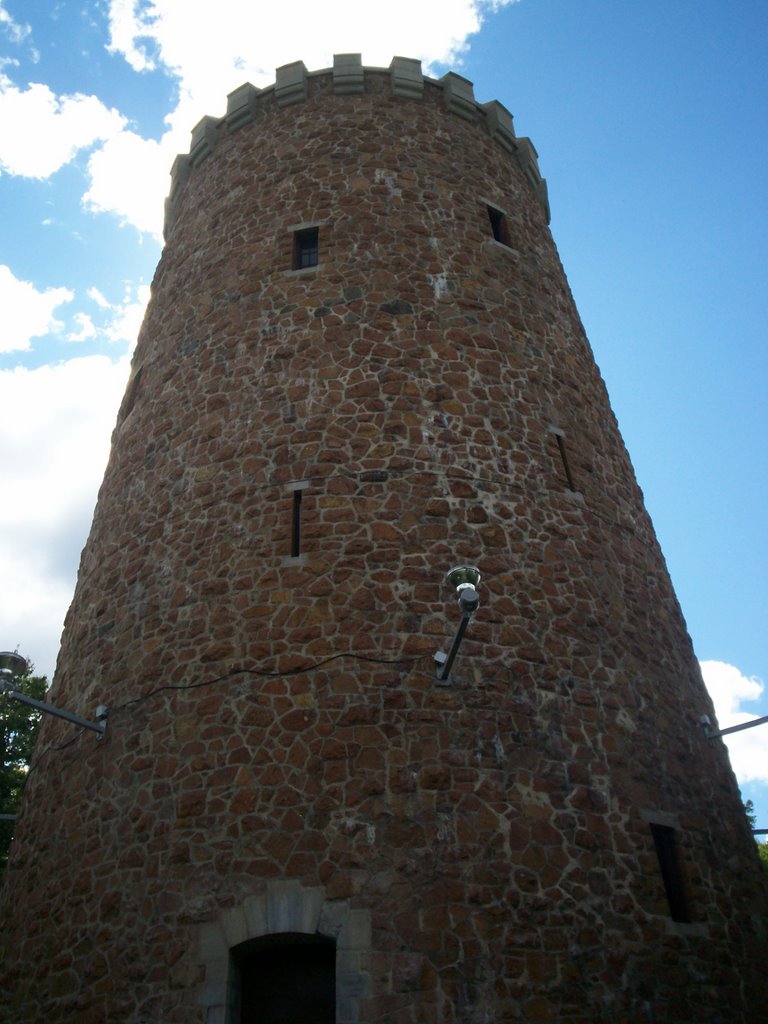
233 933 335 1024
650 823 691 923
290 489 303 557
293 227 319 269
487 205 511 247
554 432 577 491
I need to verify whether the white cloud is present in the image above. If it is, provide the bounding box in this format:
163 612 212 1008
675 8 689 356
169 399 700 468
0 2 30 44
106 0 159 73
0 356 130 681
70 282 151 347
64 283 151 347
67 312 97 342
0 266 149 353
0 72 126 179
0 264 73 352
87 286 111 309
700 660 768 786
84 129 170 237
107 0 515 112
103 283 151 344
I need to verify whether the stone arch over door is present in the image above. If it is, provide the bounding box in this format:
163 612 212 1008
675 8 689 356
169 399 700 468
197 880 371 1024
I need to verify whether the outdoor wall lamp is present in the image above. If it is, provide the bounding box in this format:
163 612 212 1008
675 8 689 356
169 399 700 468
434 565 481 684
0 651 108 739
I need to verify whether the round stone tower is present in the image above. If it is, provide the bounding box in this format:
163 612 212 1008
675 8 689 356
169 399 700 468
2 55 765 1024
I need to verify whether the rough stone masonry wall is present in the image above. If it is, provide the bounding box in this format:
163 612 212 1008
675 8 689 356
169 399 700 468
2 56 766 1024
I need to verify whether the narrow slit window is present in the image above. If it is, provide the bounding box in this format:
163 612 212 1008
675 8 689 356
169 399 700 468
554 432 577 492
293 227 319 270
650 823 691 923
290 489 302 557
487 205 511 247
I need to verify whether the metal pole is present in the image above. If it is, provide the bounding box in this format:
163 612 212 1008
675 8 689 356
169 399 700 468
1 688 107 736
436 613 472 682
711 714 768 738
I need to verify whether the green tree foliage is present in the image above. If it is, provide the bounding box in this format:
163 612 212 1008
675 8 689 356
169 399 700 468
744 799 757 828
743 799 768 879
0 661 47 873
758 841 768 878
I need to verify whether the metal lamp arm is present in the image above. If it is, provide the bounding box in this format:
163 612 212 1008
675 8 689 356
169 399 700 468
436 611 473 682
0 682 107 738
700 713 768 740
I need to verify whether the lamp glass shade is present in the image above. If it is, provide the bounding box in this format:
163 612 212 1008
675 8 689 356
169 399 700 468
0 651 28 679
446 565 481 592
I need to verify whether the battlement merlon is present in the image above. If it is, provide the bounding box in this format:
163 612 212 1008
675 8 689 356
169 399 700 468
163 54 549 238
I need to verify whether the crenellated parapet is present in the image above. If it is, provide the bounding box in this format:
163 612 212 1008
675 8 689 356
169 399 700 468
164 53 549 237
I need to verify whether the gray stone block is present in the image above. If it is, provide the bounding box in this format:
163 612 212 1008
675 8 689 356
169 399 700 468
243 892 267 937
197 957 228 1007
226 82 259 129
333 54 364 94
162 199 171 239
536 178 551 223
204 955 229 986
336 995 361 1024
220 906 248 948
298 885 326 932
336 949 360 974
317 899 350 938
169 153 191 201
441 71 476 121
165 153 191 235
189 116 219 167
338 970 370 997
390 57 423 99
275 61 308 106
514 136 541 186
482 100 516 152
266 878 305 932
198 921 227 961
338 908 371 950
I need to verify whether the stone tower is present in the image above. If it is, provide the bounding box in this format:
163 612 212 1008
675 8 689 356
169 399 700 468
1 55 765 1024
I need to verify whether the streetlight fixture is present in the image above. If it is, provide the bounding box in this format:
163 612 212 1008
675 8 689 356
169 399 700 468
434 565 481 684
0 652 108 739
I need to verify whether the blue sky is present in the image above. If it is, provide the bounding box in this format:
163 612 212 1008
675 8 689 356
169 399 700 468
1 1 766 828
